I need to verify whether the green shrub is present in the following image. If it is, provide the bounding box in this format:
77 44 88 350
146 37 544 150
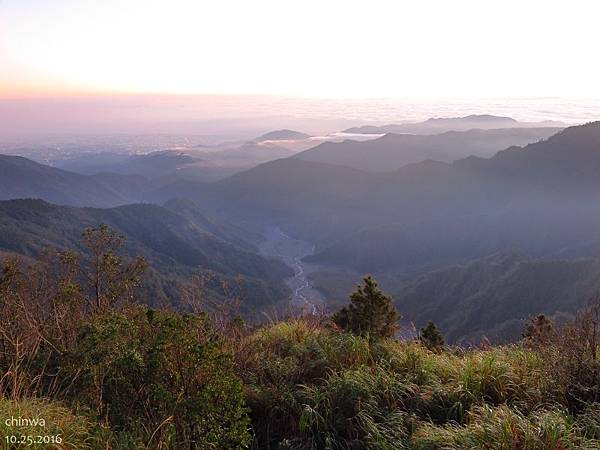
420 322 445 352
63 307 250 449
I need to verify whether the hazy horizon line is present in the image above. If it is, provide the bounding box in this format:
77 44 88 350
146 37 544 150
2 90 597 102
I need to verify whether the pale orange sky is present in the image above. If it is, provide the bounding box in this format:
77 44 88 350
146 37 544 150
2 0 600 100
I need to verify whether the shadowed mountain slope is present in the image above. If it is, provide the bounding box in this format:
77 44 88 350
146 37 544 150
0 154 150 207
295 127 561 171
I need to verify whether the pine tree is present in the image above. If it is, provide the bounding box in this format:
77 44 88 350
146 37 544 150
332 275 400 339
420 321 445 351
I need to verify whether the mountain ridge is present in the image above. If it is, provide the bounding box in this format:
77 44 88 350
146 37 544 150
344 114 567 135
295 127 561 171
0 154 150 207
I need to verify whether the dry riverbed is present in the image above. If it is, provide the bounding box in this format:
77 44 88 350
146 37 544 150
259 226 324 313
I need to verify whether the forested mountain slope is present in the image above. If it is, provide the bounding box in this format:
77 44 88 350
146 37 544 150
0 199 291 313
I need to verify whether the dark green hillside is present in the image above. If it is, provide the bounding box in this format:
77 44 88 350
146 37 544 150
395 252 600 343
0 199 291 312
310 252 600 343
163 197 262 249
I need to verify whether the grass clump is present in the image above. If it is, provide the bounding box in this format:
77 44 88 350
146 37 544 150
241 320 576 449
412 404 599 449
298 365 416 449
0 398 103 449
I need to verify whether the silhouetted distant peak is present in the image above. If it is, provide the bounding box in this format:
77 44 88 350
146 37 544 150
471 114 517 122
344 114 564 135
423 114 517 124
253 129 311 142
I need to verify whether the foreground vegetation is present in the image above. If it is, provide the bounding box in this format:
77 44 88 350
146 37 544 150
2 226 600 448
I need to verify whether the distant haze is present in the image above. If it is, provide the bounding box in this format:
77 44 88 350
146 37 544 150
0 95 597 141
2 0 599 139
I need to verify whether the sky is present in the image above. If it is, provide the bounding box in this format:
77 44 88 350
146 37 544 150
1 0 600 100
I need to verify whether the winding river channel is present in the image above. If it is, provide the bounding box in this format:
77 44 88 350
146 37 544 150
259 226 324 313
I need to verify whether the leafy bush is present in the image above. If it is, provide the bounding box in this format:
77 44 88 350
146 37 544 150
64 307 250 449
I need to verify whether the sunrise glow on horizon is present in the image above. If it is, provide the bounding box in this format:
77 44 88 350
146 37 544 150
1 0 600 100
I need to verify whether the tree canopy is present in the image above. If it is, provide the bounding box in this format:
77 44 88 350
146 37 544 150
333 275 400 339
